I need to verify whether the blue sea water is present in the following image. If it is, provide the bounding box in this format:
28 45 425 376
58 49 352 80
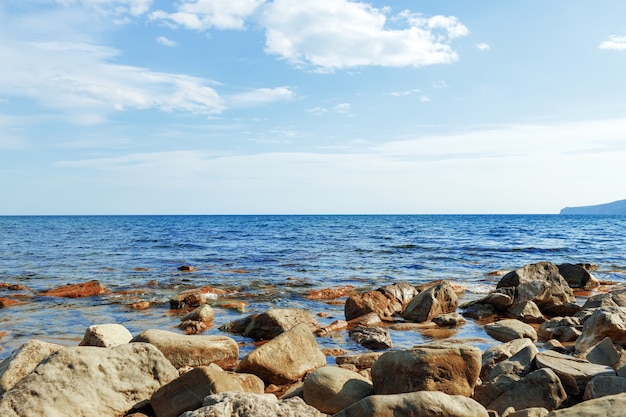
0 214 625 359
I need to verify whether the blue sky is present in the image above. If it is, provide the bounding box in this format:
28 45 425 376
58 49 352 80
2 0 626 214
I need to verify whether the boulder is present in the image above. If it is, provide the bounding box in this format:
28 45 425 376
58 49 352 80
485 342 538 382
486 368 567 415
151 364 264 417
79 323 133 347
377 282 419 307
401 281 458 323
581 285 626 310
0 339 64 395
535 350 616 395
484 319 538 342
131 329 239 370
333 390 489 417
371 343 481 397
575 306 626 353
348 325 392 349
507 300 544 323
546 392 626 416
462 303 496 320
302 365 374 414
433 312 467 327
181 304 215 322
243 308 320 340
558 263 600 290
538 317 582 342
583 375 626 400
179 391 327 417
497 262 575 310
344 290 400 321
585 337 620 367
0 343 178 417
235 323 326 385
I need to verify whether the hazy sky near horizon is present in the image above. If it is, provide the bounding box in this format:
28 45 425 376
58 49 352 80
2 1 626 215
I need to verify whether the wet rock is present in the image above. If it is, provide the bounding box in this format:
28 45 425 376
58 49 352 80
151 364 264 417
0 339 64 395
575 306 626 353
178 265 196 272
333 391 489 417
497 262 575 311
371 343 481 397
307 285 355 300
0 343 178 417
581 285 626 309
170 291 218 310
344 290 401 321
243 308 320 341
219 314 256 334
546 392 626 416
535 350 616 395
463 303 496 319
39 279 108 298
79 323 133 347
558 263 600 290
433 312 467 327
302 365 374 414
131 329 239 370
181 304 215 322
0 298 25 308
348 325 392 350
401 281 458 323
315 319 348 336
377 281 419 307
486 368 567 415
235 323 326 385
179 392 327 417
484 319 538 342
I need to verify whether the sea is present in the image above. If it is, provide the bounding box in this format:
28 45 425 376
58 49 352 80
1 214 625 360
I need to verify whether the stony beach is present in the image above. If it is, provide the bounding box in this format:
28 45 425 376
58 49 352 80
1 260 626 416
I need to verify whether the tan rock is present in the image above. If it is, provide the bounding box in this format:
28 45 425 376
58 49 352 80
0 343 178 417
401 281 458 323
0 339 64 395
151 364 264 417
575 306 626 353
79 323 133 347
131 329 239 370
344 290 400 321
303 365 374 414
243 308 320 340
335 352 385 370
333 390 489 417
547 392 626 416
480 338 536 380
371 343 481 397
235 323 326 385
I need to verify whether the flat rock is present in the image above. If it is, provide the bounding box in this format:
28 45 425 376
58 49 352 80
546 392 626 416
39 279 108 298
131 329 239 370
535 350 616 395
484 319 538 342
333 390 489 417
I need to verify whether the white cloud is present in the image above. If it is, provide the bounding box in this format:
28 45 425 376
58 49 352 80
156 36 177 47
390 88 421 97
58 0 153 18
150 0 266 30
334 103 351 113
307 107 328 116
0 38 225 119
599 35 626 50
259 0 468 71
226 86 295 107
476 42 490 51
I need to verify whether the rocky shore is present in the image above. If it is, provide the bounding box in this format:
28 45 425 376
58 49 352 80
2 261 626 416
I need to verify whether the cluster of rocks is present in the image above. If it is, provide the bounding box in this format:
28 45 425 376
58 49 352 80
1 261 626 416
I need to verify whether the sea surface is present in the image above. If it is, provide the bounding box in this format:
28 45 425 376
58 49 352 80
1 214 625 360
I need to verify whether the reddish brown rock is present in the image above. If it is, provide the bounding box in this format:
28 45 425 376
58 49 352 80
0 298 24 308
307 285 355 300
345 290 400 321
39 280 108 298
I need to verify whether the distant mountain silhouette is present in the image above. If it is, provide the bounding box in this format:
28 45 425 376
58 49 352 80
560 199 626 215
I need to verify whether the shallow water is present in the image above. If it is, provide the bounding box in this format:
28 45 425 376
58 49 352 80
1 214 625 359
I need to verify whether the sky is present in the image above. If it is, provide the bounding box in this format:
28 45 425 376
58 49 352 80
1 1 626 215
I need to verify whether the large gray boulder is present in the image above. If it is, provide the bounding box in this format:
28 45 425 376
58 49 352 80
497 262 575 311
0 339 64 395
333 390 489 417
0 343 178 417
575 306 626 353
243 308 321 341
131 329 239 370
547 392 626 416
371 343 481 397
179 392 327 417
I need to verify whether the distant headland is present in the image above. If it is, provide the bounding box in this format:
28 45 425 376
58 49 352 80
560 199 626 215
